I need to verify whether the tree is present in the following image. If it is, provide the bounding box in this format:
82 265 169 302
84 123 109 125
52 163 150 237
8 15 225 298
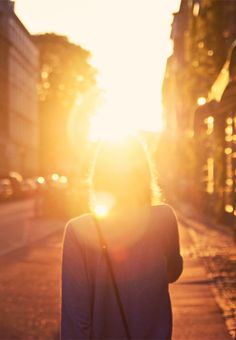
33 33 100 174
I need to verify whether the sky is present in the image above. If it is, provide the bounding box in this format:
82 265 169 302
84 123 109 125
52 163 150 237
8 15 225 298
15 0 180 135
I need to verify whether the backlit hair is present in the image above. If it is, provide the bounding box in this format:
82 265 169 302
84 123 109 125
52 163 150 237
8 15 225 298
89 136 160 211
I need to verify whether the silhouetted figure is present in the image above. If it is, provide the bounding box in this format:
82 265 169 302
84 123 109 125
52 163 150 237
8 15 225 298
61 137 183 339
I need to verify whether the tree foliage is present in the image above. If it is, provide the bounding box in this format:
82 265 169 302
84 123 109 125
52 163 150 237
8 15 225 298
33 33 97 106
33 33 100 174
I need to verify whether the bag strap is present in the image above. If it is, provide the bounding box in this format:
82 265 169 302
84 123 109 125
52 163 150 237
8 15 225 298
92 214 132 340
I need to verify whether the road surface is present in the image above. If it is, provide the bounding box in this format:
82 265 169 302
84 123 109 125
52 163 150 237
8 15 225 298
0 199 65 256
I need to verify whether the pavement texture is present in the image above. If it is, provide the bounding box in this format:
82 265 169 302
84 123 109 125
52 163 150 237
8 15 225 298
0 198 66 257
0 230 63 340
0 212 234 339
170 214 232 340
0 217 65 257
175 204 236 339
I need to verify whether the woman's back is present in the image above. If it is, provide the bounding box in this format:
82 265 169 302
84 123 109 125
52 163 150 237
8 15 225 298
61 204 182 339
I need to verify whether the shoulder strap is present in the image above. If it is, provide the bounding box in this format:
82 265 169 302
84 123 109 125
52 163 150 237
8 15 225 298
91 214 132 340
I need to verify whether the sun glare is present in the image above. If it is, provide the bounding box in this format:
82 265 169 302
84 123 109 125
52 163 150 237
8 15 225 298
89 96 164 142
92 191 116 217
89 105 135 142
15 0 180 144
94 204 109 218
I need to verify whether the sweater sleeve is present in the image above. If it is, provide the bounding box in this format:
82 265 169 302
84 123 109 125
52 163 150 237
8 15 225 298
60 222 92 340
162 205 183 283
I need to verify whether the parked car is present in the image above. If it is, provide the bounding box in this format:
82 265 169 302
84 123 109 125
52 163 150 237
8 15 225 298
8 172 23 198
21 178 38 197
0 178 13 201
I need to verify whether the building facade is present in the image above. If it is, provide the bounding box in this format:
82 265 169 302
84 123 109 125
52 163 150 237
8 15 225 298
163 0 236 135
0 0 39 176
194 44 236 223
162 0 236 223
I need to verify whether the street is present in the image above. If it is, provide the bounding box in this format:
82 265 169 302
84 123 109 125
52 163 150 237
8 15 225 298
0 199 35 256
0 230 63 340
0 199 65 257
0 203 234 339
0 0 235 339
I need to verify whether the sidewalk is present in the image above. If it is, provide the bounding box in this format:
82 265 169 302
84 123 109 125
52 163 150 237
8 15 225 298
176 203 236 338
170 216 232 339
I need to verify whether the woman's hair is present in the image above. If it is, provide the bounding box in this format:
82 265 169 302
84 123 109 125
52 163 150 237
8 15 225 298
89 136 160 211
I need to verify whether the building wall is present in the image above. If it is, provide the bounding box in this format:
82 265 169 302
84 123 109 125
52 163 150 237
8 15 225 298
0 3 9 174
164 0 236 223
0 0 39 176
164 0 236 136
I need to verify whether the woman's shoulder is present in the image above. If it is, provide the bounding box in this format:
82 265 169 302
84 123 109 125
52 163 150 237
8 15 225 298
151 204 178 227
67 213 92 226
63 213 100 248
65 213 95 237
151 203 176 216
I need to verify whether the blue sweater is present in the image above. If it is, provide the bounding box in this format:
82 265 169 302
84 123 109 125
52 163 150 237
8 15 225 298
61 204 183 339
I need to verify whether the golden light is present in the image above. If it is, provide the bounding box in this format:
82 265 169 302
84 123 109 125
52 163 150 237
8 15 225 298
89 106 134 142
197 97 207 106
225 136 232 142
37 176 45 184
15 0 180 144
75 97 83 106
226 117 233 125
226 179 233 186
59 176 68 184
89 98 163 142
207 116 214 125
9 171 23 181
198 41 204 49
206 157 214 194
207 50 214 57
94 204 109 218
225 205 234 213
193 2 200 17
41 71 48 79
204 116 214 135
91 191 116 217
51 173 60 181
225 147 232 155
43 82 50 89
225 125 233 135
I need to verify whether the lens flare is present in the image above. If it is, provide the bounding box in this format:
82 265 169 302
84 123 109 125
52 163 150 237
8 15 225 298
51 173 59 181
92 191 116 217
37 176 45 184
94 204 109 218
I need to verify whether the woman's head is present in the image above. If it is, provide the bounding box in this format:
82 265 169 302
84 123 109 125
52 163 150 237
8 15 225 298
89 136 159 213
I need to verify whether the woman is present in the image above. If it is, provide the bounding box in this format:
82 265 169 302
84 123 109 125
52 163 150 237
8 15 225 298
61 137 183 339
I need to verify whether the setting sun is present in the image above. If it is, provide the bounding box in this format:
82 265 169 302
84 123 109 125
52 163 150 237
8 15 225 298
15 0 180 140
88 89 165 141
89 102 139 142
